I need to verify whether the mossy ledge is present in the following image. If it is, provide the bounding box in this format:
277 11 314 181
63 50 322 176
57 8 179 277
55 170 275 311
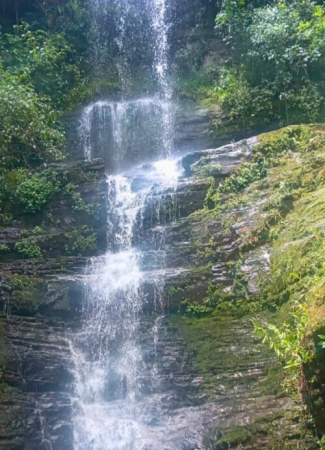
170 124 325 448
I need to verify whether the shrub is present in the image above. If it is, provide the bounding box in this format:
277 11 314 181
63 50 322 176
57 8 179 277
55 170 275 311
65 232 97 256
214 0 325 127
16 172 62 213
15 240 42 259
0 73 65 169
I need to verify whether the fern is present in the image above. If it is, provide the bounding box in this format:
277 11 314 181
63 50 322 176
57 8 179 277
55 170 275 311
252 303 313 391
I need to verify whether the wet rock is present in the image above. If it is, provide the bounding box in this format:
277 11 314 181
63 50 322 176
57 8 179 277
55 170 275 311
182 136 258 177
0 131 321 449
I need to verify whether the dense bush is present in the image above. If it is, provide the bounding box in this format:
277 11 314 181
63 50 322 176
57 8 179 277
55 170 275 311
214 0 325 127
0 72 65 170
1 23 83 107
0 2 90 171
16 171 62 213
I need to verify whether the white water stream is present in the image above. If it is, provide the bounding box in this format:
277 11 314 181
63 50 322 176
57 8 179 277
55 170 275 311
72 160 181 450
72 1 183 448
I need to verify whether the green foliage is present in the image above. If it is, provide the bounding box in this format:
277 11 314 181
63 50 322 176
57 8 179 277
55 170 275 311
65 183 86 210
32 226 44 235
215 67 274 129
0 244 9 253
253 303 313 391
318 335 325 349
1 23 82 107
0 164 100 222
215 426 251 450
173 36 209 78
15 239 42 259
220 159 267 194
212 0 325 128
176 67 219 101
201 126 321 220
71 234 97 254
249 127 325 392
202 160 266 211
204 178 218 210
182 283 222 316
0 6 92 171
65 182 98 216
191 158 221 178
65 230 97 256
182 278 252 318
0 72 65 169
16 171 62 213
1 274 42 315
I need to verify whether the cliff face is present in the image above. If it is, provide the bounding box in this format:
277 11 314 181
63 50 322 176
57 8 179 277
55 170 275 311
1 125 325 449
0 159 107 450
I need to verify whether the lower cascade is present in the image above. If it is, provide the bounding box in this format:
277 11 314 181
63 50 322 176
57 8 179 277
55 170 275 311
72 159 183 450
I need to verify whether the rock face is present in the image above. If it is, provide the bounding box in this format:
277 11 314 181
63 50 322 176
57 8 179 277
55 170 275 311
0 159 107 450
0 133 322 449
65 100 219 164
65 100 262 166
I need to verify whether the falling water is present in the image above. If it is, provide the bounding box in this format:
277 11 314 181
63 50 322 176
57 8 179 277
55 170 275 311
72 160 182 450
72 0 182 448
80 0 174 166
79 98 172 170
150 0 174 156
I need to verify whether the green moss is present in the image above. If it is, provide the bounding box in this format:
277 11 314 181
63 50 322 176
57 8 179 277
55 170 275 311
1 275 43 315
262 363 284 397
191 158 221 178
215 426 251 449
212 409 315 450
182 124 325 395
170 314 266 397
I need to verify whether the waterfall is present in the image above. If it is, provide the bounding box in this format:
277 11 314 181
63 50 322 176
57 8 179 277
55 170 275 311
79 0 174 168
72 161 182 450
79 98 172 170
72 1 183 449
150 0 174 156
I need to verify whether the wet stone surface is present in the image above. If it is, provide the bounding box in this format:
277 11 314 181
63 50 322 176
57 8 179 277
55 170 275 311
0 136 320 449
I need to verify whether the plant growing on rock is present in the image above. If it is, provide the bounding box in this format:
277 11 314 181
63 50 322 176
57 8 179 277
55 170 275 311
253 302 313 392
65 229 97 256
15 239 42 259
15 171 62 213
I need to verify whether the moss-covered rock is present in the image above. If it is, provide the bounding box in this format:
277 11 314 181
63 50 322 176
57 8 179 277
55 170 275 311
0 274 44 316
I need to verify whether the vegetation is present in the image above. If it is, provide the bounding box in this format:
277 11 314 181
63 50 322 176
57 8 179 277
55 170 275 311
0 1 93 232
0 274 43 315
179 0 325 133
185 125 325 390
65 228 97 256
15 239 42 259
16 171 62 213
0 9 89 171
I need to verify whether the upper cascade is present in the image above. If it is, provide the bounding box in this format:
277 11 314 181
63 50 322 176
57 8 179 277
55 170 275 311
79 97 174 172
80 0 174 171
